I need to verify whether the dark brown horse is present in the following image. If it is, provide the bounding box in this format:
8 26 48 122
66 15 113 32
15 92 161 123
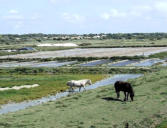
114 81 134 101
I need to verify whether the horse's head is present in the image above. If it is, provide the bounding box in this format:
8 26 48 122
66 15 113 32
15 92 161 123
87 79 92 85
66 81 72 86
130 90 134 101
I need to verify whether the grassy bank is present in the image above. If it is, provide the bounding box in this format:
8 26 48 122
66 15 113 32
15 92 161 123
0 69 167 127
1 66 157 75
1 52 166 63
0 74 107 105
149 51 167 59
0 56 145 62
156 120 167 128
38 38 167 47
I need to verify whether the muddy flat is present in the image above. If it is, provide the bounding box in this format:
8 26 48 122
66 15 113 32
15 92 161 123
1 47 167 58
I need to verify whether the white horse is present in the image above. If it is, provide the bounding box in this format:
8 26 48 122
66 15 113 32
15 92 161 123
67 79 92 92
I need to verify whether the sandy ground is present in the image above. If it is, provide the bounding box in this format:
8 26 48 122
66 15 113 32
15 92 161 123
1 47 167 59
37 43 78 47
0 84 39 91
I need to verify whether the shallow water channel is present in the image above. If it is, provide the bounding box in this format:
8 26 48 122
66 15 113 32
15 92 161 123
32 61 77 67
109 60 140 67
0 74 142 115
80 59 112 66
133 59 165 67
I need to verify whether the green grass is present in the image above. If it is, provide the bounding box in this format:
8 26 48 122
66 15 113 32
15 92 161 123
149 51 167 59
156 120 167 128
0 74 107 105
0 66 156 75
35 46 75 51
0 69 167 127
40 38 167 47
1 38 167 53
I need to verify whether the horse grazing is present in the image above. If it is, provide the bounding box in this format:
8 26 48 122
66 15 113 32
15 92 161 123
114 81 134 101
67 79 92 92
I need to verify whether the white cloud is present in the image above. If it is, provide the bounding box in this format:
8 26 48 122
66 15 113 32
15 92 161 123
14 21 24 29
3 15 24 20
110 9 127 18
30 13 40 20
101 9 127 20
62 13 86 23
3 9 24 20
132 1 167 17
2 10 41 30
9 9 19 14
154 1 167 13
100 1 167 21
101 13 111 20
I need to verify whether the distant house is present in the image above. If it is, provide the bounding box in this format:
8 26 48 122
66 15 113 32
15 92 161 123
71 36 83 40
92 35 101 39
18 47 36 51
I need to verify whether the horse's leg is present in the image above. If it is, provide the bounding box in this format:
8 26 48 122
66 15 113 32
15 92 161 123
72 87 74 92
69 86 73 92
79 87 81 92
127 93 129 101
83 85 86 91
116 91 120 99
69 86 72 92
124 92 127 101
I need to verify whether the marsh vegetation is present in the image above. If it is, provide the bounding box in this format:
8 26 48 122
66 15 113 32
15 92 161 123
0 69 167 127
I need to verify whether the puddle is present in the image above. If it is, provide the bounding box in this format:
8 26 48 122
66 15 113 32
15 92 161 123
133 59 165 67
80 59 112 66
0 74 142 115
109 60 139 67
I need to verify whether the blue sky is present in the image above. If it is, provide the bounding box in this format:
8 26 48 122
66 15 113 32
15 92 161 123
0 0 167 34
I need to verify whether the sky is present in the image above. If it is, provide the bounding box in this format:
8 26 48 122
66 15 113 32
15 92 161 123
0 0 167 34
